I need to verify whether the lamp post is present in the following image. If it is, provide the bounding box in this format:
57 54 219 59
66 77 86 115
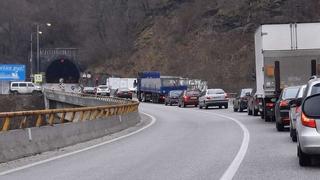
35 23 52 74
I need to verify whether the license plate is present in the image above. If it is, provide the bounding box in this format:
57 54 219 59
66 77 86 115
191 97 197 100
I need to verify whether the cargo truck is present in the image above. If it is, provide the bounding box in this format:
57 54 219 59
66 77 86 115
137 71 188 103
254 23 320 121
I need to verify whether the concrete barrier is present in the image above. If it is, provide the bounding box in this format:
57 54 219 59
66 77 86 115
0 112 141 163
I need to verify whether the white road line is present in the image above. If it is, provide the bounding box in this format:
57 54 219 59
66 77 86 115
0 112 156 176
200 111 250 180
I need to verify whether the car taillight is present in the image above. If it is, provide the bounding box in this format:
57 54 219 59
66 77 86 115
184 95 189 100
266 103 274 107
296 106 301 113
280 100 288 107
301 112 316 128
224 93 228 98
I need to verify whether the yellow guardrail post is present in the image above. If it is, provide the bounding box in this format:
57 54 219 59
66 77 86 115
49 114 55 126
36 115 43 127
2 117 11 131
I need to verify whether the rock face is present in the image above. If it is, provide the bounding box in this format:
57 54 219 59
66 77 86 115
1 0 320 91
96 0 320 91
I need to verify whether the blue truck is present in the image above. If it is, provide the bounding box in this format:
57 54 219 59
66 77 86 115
137 71 188 103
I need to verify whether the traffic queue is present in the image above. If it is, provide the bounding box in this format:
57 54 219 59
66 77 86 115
234 76 320 166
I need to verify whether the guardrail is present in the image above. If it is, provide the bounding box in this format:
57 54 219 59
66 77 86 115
0 89 139 132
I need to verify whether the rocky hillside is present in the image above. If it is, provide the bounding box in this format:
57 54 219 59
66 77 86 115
1 0 320 91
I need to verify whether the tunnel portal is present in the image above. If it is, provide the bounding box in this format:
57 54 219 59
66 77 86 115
46 59 80 83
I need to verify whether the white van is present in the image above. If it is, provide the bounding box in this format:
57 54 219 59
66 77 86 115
10 82 42 94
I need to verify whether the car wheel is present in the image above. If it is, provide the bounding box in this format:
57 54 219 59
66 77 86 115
290 125 297 142
205 105 209 109
165 102 168 106
183 102 186 108
276 121 284 131
219 106 222 109
224 105 228 109
248 108 252 115
239 108 243 112
233 108 238 112
195 104 198 107
298 145 311 166
178 103 181 107
253 109 258 116
199 105 202 109
170 102 173 106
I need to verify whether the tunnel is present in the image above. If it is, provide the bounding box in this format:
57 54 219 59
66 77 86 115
46 59 80 83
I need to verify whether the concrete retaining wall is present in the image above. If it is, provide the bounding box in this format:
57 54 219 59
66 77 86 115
0 112 141 163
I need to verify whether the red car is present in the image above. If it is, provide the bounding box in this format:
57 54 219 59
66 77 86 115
114 88 133 99
178 90 200 108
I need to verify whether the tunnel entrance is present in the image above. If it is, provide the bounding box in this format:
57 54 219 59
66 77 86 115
46 59 80 83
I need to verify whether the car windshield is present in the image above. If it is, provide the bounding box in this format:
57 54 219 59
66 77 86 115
170 91 182 96
311 83 320 96
118 88 129 92
282 87 300 99
186 90 200 96
208 89 224 94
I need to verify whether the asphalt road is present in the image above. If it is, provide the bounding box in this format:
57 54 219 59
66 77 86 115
1 103 320 180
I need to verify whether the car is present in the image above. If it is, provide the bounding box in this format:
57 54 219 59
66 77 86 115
10 81 42 95
198 89 228 109
96 85 111 96
274 86 300 131
233 88 252 112
289 85 306 142
164 90 183 106
296 77 320 166
178 89 201 108
247 90 261 116
83 87 95 94
114 88 132 99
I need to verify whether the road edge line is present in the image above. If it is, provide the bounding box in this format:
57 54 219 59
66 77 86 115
215 113 250 180
0 112 156 176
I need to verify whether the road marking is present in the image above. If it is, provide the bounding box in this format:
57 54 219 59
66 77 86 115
186 109 249 180
216 113 250 180
0 112 156 176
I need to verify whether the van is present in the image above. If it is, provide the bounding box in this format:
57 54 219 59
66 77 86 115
10 82 42 95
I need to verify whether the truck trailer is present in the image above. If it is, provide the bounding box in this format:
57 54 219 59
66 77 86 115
137 71 188 103
254 22 320 121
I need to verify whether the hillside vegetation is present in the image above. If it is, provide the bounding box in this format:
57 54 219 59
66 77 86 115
0 0 319 91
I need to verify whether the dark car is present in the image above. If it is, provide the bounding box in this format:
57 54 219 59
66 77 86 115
247 90 261 116
233 88 252 112
114 88 132 99
178 90 201 108
165 90 183 106
275 86 300 131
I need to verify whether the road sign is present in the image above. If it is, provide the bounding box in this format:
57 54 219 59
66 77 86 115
0 64 25 81
34 74 43 83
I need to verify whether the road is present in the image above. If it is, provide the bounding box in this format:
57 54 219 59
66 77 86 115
1 103 320 180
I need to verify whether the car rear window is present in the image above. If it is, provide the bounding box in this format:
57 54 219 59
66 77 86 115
303 94 320 117
186 90 200 96
208 89 225 94
19 83 27 87
311 83 320 96
282 87 299 99
12 83 18 87
240 89 252 97
170 91 182 96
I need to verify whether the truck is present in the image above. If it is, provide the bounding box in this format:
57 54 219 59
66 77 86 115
106 78 137 92
137 71 188 103
254 23 320 121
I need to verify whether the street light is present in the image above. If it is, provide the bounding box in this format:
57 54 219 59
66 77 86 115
35 23 52 74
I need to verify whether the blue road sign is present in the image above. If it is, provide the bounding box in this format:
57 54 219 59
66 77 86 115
0 64 26 81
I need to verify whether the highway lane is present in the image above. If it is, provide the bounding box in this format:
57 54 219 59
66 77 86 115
2 103 320 180
0 103 243 180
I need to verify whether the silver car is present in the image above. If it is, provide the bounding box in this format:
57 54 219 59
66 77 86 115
296 77 320 166
289 85 306 142
198 89 228 109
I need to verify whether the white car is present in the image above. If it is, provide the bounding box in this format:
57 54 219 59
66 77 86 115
10 82 42 95
198 89 229 109
96 85 111 96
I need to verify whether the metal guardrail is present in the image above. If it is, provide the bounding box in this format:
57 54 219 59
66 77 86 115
0 90 139 132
